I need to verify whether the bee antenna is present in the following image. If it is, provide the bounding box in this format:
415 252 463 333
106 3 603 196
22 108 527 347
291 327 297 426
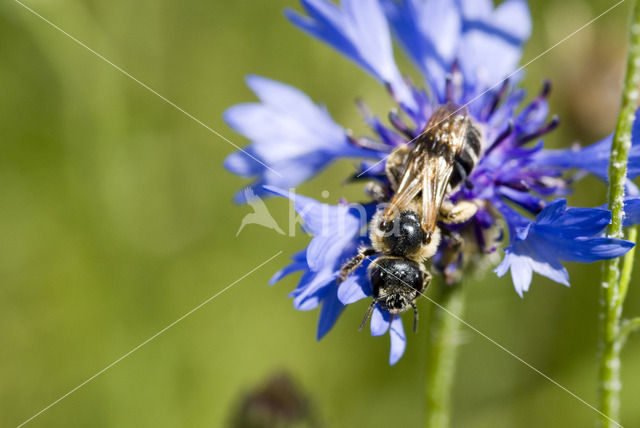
411 302 419 333
358 301 377 331
445 74 454 103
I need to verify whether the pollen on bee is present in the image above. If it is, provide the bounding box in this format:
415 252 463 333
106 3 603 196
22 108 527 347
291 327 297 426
414 227 441 262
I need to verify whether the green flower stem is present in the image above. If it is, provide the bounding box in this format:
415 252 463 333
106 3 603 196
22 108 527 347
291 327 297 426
599 1 640 426
619 226 637 303
424 283 466 428
620 317 640 346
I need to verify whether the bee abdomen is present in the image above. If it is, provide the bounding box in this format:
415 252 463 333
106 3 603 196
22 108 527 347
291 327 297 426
449 124 481 189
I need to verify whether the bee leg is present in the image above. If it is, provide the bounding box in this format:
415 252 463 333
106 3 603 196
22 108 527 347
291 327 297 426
385 144 411 192
421 269 432 293
453 159 474 189
411 265 431 333
438 230 464 284
411 301 419 333
338 247 377 284
358 300 377 331
365 182 389 202
441 227 464 249
439 200 478 224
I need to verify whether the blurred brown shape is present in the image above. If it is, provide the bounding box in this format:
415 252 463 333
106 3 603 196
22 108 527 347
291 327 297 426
545 1 625 139
562 33 625 138
229 371 320 428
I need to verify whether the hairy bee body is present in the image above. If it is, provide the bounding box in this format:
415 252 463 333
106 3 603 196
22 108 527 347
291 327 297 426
448 117 482 190
383 103 482 240
340 104 483 331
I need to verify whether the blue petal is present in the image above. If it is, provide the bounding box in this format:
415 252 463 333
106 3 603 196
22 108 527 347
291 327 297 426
495 249 569 297
337 258 373 304
515 94 549 136
459 0 531 42
293 275 333 310
287 0 416 110
495 251 532 297
389 316 407 365
498 186 545 214
457 0 492 16
383 0 461 101
288 269 315 298
337 277 368 304
226 76 348 156
624 197 640 227
495 199 634 294
317 289 346 340
535 200 612 237
224 76 378 203
534 108 640 181
370 306 391 336
553 238 634 263
525 256 569 287
270 260 307 285
263 186 369 243
458 0 531 89
224 148 263 177
490 197 531 238
265 190 380 341
534 137 611 181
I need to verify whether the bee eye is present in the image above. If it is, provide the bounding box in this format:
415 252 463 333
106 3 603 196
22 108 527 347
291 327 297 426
379 219 393 233
382 211 425 256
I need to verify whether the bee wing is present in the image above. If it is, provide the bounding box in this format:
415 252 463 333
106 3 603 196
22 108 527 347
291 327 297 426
420 105 470 235
383 103 470 233
383 155 423 219
421 155 455 236
385 154 454 236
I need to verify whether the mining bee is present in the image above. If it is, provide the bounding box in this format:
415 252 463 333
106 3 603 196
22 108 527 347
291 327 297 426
338 104 483 331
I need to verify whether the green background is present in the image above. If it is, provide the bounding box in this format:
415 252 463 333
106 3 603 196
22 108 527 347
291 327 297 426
1 0 639 426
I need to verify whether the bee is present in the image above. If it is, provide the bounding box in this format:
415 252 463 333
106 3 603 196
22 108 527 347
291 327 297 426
338 104 483 331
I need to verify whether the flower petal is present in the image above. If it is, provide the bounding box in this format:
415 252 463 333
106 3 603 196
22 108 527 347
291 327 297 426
270 261 307 285
370 306 390 336
495 250 532 297
389 316 406 365
224 149 263 177
266 190 379 341
225 76 378 203
458 0 531 89
553 238 634 263
337 260 373 304
293 274 333 310
317 290 346 340
286 0 416 110
624 197 640 227
534 108 640 181
383 0 461 100
495 199 634 294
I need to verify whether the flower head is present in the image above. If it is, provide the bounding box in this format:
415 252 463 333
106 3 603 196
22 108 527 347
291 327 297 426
224 0 638 363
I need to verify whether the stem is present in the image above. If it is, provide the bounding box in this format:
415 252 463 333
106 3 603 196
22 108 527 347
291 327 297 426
620 317 640 347
619 227 637 303
598 1 640 426
424 283 466 428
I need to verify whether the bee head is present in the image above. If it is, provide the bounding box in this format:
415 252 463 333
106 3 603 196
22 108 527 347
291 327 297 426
368 256 423 314
379 210 425 257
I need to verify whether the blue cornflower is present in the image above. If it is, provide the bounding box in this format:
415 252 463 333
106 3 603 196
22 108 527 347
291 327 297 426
224 0 639 363
224 75 378 203
533 109 640 195
493 199 634 296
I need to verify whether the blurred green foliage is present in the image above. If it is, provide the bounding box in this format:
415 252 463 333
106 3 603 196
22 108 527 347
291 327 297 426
1 0 639 427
